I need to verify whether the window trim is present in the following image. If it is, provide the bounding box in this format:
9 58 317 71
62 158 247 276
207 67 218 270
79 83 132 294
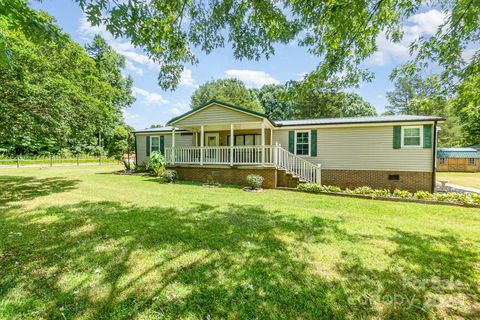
401 126 423 148
469 158 476 166
439 157 446 165
150 135 161 154
294 130 310 157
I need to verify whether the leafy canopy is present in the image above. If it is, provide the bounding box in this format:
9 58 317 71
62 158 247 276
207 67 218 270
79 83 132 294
2 0 477 92
293 91 377 119
250 85 293 120
190 78 263 112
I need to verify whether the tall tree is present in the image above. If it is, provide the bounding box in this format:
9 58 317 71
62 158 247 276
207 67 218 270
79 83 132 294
3 1 477 91
341 93 377 117
386 74 448 116
0 11 133 155
251 84 293 120
292 91 376 119
190 78 263 112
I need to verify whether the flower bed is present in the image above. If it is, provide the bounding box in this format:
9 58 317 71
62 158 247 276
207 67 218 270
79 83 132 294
297 184 480 207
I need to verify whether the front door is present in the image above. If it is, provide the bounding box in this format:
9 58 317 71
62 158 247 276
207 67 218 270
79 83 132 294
205 133 219 146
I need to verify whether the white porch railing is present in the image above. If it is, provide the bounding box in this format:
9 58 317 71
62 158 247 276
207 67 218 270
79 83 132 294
165 145 321 184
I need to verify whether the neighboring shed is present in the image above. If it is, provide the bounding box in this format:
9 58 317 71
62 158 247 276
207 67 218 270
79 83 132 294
437 148 480 172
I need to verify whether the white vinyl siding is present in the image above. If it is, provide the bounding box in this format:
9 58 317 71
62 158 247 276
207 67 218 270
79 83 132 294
272 125 433 172
173 103 262 127
135 133 194 165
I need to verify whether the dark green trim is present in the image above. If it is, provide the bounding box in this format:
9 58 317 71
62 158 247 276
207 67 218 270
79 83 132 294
146 136 150 157
167 99 274 126
423 124 432 148
288 131 295 153
160 136 165 155
393 126 401 149
310 130 317 156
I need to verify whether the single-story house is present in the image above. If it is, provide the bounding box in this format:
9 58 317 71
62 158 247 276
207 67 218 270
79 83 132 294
134 100 443 192
437 147 480 172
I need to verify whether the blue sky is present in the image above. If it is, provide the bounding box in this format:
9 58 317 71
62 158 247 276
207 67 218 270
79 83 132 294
32 1 448 130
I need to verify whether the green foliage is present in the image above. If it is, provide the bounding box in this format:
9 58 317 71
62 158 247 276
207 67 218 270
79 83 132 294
190 78 263 112
298 184 341 193
161 169 178 183
251 85 293 120
246 174 264 190
147 151 166 177
0 12 133 156
353 186 375 196
414 191 434 200
104 125 134 170
292 90 376 119
393 189 413 199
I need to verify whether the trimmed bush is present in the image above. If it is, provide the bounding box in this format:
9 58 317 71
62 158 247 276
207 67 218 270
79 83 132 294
414 191 434 200
372 189 391 197
246 174 264 190
393 189 412 198
353 186 375 196
161 169 178 183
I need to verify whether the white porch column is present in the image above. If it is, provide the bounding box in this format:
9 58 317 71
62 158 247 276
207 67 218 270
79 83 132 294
261 122 265 165
200 125 204 165
171 128 176 164
230 123 234 166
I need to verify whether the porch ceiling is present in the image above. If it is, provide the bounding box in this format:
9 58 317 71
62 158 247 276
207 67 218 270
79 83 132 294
176 122 269 131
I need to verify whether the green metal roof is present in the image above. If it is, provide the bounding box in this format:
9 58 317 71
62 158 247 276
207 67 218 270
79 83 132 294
438 148 480 158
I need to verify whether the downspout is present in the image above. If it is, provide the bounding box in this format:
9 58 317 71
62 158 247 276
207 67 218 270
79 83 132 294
431 121 438 193
134 133 138 168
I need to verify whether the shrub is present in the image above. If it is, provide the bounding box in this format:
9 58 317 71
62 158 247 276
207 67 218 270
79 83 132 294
414 191 434 200
353 186 375 196
246 174 264 190
470 193 480 205
393 189 412 198
147 151 166 177
298 183 320 193
322 185 342 193
372 189 391 197
436 192 473 205
161 169 178 183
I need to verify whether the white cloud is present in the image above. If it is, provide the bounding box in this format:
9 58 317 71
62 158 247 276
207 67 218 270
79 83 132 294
224 69 279 88
132 87 169 105
169 102 190 115
78 15 160 73
179 68 196 87
366 9 447 66
122 109 139 120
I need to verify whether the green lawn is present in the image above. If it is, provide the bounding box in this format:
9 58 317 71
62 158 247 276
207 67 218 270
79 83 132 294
437 172 480 189
1 165 479 319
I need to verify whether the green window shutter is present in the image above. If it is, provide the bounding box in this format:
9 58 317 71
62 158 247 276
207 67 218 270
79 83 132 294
146 136 150 157
423 124 432 148
393 126 401 149
310 130 317 156
288 131 295 153
160 136 165 155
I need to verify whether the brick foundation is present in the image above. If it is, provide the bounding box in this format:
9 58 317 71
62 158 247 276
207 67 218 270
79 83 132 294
168 165 277 188
321 169 433 192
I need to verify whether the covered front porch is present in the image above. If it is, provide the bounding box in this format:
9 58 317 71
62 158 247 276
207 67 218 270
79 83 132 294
165 121 275 166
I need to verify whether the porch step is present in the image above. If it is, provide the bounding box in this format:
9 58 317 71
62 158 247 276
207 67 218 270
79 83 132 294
277 168 302 188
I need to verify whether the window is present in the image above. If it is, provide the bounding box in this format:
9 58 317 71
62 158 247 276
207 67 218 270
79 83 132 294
440 158 446 164
295 131 310 156
402 126 422 147
150 136 160 153
227 134 262 146
469 158 476 166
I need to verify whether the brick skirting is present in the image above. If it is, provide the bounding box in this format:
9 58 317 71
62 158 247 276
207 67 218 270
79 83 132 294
166 166 433 192
321 169 433 192
168 166 277 188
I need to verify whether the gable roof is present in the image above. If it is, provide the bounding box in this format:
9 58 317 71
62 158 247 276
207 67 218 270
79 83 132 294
438 147 480 158
167 99 272 126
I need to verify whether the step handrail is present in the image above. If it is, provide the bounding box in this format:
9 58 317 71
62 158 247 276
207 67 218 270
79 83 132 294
274 144 321 184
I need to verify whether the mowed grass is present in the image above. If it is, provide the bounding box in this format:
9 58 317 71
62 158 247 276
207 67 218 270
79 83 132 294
437 171 480 189
1 165 479 319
